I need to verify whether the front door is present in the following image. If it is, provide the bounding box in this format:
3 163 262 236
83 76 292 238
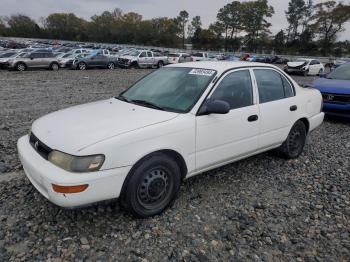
196 69 260 171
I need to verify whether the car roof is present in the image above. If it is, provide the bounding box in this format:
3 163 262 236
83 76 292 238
167 61 281 74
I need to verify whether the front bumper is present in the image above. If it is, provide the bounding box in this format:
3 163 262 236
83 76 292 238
17 135 131 208
322 102 350 118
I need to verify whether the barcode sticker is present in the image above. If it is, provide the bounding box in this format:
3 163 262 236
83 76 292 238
189 69 215 76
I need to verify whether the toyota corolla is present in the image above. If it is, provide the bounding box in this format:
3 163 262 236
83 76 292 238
18 62 324 217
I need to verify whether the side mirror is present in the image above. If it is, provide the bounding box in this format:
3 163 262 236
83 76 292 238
319 72 327 78
198 99 230 116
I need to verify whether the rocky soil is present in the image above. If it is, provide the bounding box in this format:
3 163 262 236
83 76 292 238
0 68 349 261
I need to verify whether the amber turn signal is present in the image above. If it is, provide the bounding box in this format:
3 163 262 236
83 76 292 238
52 184 89 194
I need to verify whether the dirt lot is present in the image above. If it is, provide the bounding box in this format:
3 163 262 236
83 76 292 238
0 68 349 261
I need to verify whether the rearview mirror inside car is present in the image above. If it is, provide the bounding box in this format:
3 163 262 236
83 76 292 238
198 99 230 116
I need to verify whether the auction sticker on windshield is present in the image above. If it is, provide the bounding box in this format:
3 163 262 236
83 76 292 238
189 69 216 76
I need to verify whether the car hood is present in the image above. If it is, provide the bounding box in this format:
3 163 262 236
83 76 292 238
287 61 307 67
311 78 350 95
32 98 179 153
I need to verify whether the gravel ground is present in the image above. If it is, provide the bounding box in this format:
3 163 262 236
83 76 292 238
0 68 349 261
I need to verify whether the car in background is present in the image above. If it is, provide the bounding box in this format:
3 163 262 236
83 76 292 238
223 54 240 61
72 53 118 70
18 62 324 217
311 62 350 118
331 58 350 71
284 59 325 76
118 50 168 69
190 52 210 62
7 52 60 71
58 53 88 68
0 52 28 69
167 53 191 64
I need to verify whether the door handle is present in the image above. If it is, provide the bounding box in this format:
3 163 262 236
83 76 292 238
248 115 258 122
290 105 298 111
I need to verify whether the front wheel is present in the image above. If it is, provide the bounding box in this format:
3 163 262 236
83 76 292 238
107 62 115 70
120 154 181 218
16 63 26 71
278 120 307 159
50 63 59 71
78 62 87 70
158 61 164 68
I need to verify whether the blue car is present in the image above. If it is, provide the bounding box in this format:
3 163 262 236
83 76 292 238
311 63 350 118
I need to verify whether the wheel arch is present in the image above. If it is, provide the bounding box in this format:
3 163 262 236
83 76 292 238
120 149 188 199
297 117 310 134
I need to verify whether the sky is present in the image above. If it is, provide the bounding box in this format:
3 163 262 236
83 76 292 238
0 0 349 40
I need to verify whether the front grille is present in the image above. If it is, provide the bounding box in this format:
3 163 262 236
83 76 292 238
118 58 129 65
29 133 52 160
322 93 350 104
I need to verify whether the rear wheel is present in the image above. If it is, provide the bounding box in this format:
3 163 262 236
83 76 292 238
120 153 181 218
16 63 26 71
78 62 87 70
278 120 307 159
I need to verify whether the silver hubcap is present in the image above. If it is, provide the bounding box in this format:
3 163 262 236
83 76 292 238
18 64 25 71
108 63 114 69
79 63 86 70
52 64 58 70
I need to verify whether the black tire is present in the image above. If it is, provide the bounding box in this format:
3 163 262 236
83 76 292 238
278 120 307 159
120 153 181 218
107 62 115 70
50 62 59 71
130 62 138 69
303 70 309 77
158 61 164 68
16 62 26 71
78 62 87 70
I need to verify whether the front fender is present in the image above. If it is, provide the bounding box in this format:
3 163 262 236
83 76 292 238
79 114 196 174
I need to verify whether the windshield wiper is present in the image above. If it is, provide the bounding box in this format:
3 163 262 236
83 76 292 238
130 99 165 111
115 95 131 103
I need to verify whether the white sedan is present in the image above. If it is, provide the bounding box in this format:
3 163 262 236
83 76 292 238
18 62 324 217
285 58 325 76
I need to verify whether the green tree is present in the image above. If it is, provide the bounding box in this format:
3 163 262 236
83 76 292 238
274 30 286 54
176 10 189 49
217 1 242 51
0 17 6 36
311 1 350 55
45 13 88 41
6 14 41 38
188 16 202 39
241 0 274 52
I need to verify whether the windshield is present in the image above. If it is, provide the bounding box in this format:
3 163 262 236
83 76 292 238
128 51 141 57
119 67 217 113
327 63 350 80
62 53 72 58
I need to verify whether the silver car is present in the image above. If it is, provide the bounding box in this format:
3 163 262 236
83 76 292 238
7 52 60 71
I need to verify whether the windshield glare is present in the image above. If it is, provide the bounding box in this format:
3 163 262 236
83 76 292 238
328 63 350 80
121 67 216 113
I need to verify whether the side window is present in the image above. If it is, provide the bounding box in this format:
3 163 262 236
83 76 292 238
139 52 147 58
210 70 253 110
254 69 285 103
147 52 153 57
281 75 294 98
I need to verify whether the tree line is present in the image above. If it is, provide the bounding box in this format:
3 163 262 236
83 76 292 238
0 0 349 56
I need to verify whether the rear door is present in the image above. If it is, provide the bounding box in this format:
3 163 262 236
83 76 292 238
253 68 298 149
195 69 260 170
147 51 155 67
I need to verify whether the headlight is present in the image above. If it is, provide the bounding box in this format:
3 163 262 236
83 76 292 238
48 151 105 173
